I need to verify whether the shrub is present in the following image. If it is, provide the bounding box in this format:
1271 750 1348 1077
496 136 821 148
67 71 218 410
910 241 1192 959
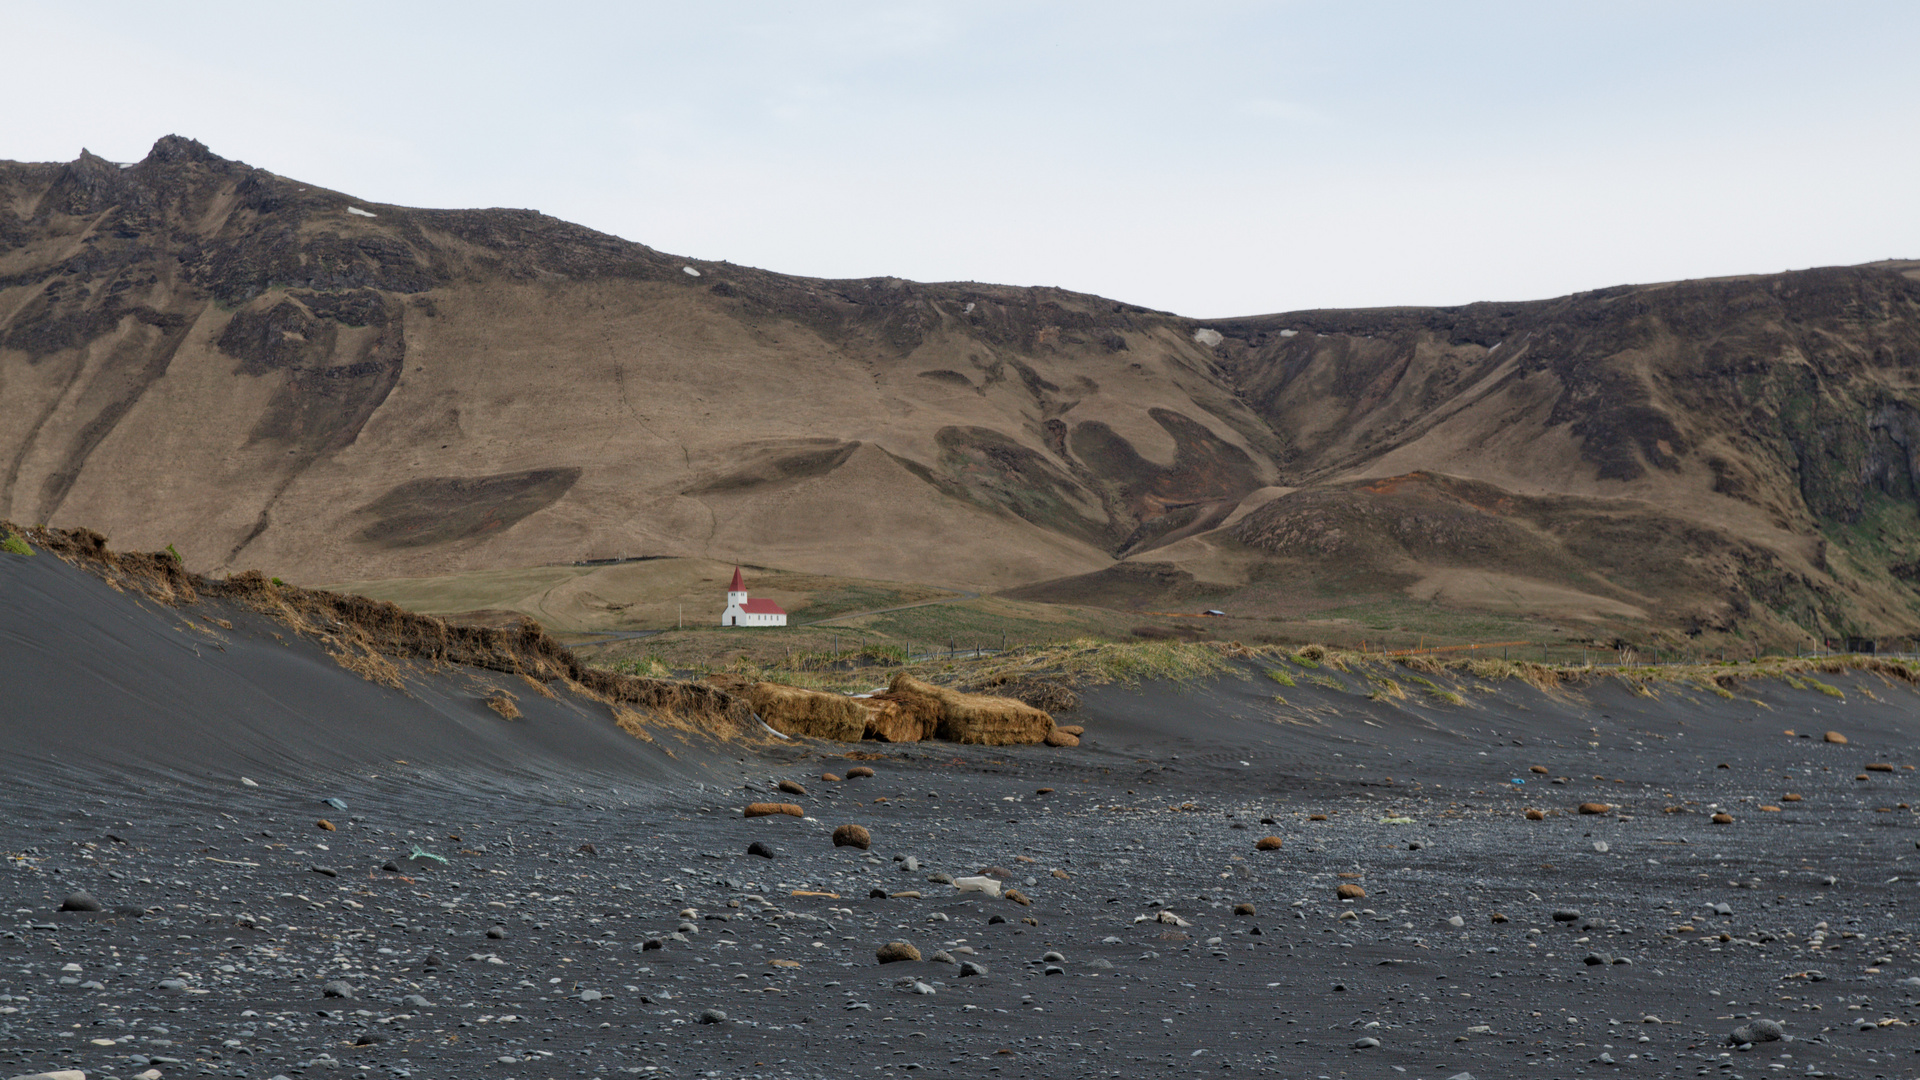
1 533 31 557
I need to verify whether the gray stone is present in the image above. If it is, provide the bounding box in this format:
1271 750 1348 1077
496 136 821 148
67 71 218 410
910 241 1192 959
1042 950 1065 962
401 995 435 1008
699 1008 727 1024
958 961 988 977
486 926 508 939
1552 909 1581 922
58 891 103 913
927 872 954 885
747 841 776 859
1352 1036 1380 1049
320 979 357 999
1447 915 1465 928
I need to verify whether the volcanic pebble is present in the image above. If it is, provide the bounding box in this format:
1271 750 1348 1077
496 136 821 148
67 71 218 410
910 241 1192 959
833 823 872 849
1711 812 1735 824
59 890 103 912
744 802 803 818
747 841 776 858
777 779 809 795
1234 902 1256 916
847 766 877 779
876 941 921 963
1525 809 1546 821
1336 883 1367 900
1254 835 1284 851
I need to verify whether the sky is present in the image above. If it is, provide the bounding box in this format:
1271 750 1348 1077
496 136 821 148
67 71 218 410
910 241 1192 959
4 1 1917 316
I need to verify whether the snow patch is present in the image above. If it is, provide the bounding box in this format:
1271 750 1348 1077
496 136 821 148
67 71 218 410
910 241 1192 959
963 302 976 314
347 206 377 218
118 162 134 170
1192 328 1223 347
682 265 702 277
1278 328 1297 338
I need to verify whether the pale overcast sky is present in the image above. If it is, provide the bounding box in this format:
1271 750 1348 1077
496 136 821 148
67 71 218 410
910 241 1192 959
5 1 1916 316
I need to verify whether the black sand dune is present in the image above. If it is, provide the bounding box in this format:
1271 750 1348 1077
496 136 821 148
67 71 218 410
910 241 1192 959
4 539 1920 1080
0 542 727 791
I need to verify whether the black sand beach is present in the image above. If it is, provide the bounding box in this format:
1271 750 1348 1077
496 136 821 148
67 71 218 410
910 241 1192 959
4 546 1920 1080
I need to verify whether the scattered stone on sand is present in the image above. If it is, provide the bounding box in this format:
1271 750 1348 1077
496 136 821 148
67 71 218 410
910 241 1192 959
1307 813 1328 821
747 841 776 858
1552 909 1581 922
1043 729 1081 747
315 819 336 831
1254 835 1284 850
1711 812 1735 824
58 891 103 913
321 979 357 999
1524 809 1546 820
1447 915 1466 927
1783 792 1803 801
1353 1036 1381 1049
1577 802 1611 815
847 766 877 779
1728 1018 1784 1044
699 1008 727 1024
7 1071 88 1080
1234 902 1256 916
820 772 842 782
876 941 921 963
744 802 803 818
308 865 337 877
832 823 872 849
954 875 1002 897
1824 731 1848 744
1530 765 1549 773
1866 762 1894 772
1490 912 1509 923
958 960 988 977
1336 883 1367 900
1005 888 1032 906
777 779 808 795
1759 804 1782 812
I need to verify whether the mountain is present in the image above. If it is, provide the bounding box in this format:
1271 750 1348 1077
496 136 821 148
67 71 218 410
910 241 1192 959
4 136 1919 649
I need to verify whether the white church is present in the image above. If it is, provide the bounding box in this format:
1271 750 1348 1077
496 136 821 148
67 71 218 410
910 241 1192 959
720 567 787 627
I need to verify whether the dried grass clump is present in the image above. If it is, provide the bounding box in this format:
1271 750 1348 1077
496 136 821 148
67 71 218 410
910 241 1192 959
985 678 1081 714
748 682 869 741
484 690 521 720
887 673 1054 745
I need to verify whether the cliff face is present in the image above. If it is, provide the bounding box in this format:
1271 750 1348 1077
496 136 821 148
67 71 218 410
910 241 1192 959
4 136 1919 647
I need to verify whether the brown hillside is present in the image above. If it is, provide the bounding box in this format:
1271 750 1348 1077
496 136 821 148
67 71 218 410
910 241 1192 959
5 136 1920 648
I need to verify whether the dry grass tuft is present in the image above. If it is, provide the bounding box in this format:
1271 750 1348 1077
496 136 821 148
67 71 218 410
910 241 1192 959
484 690 521 720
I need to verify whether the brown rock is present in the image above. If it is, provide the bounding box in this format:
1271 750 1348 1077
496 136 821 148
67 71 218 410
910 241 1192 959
875 941 920 963
859 693 935 743
1825 731 1848 744
1577 802 1612 815
1711 812 1734 824
1307 814 1329 821
1529 765 1549 774
1490 912 1509 923
1004 888 1032 906
832 823 871 849
1058 725 1085 736
1254 835 1285 851
1759 805 1783 812
1035 787 1055 794
1855 773 1871 781
1783 792 1803 801
1336 883 1367 900
1233 902 1256 916
1050 868 1070 879
1043 729 1081 747
1524 809 1546 821
979 865 1014 879
777 779 808 796
745 803 804 818
847 766 877 779
820 773 842 783
1866 762 1895 772
316 819 336 831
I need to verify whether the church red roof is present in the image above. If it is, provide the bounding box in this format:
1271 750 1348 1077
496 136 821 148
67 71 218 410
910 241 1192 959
740 598 785 615
729 567 744 591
